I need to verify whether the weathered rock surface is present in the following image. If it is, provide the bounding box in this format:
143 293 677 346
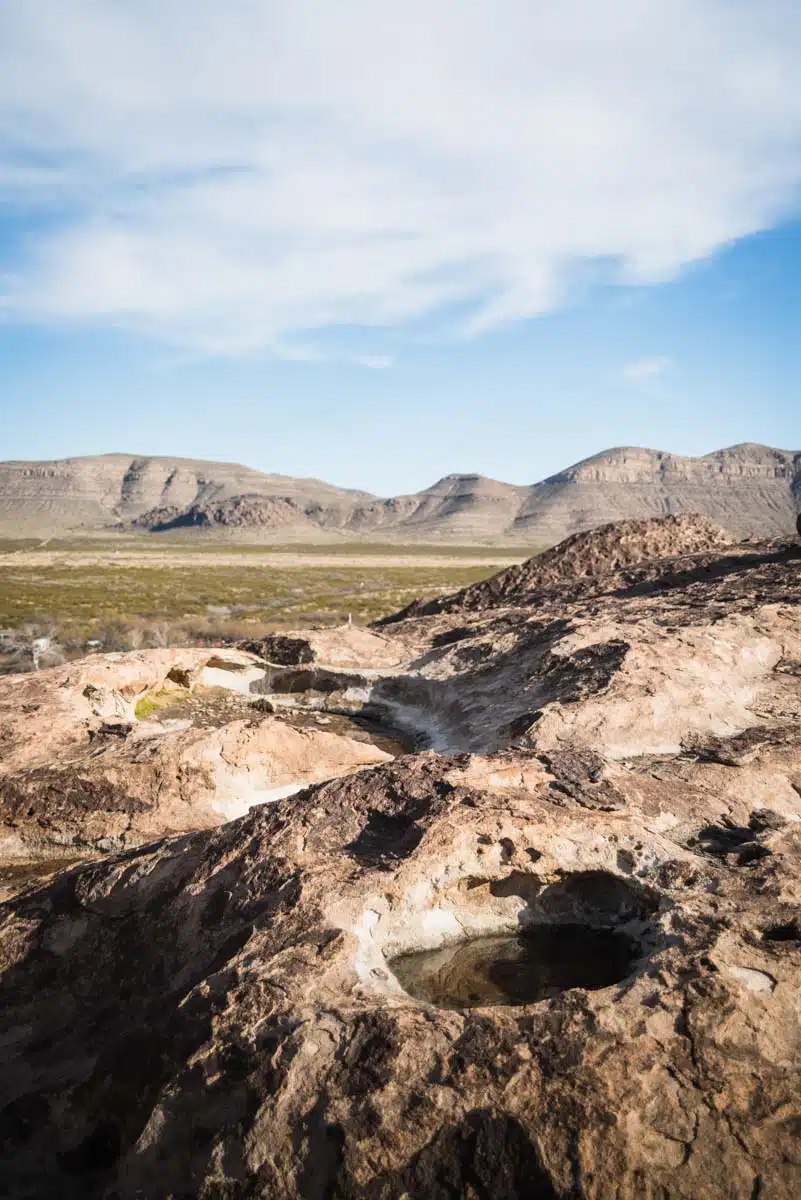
383 513 735 619
1 517 800 1197
1 750 801 1198
240 625 410 671
362 520 801 766
0 648 391 862
0 648 255 775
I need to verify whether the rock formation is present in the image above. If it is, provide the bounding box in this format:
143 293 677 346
510 442 800 544
128 493 325 535
0 443 798 542
0 454 371 538
0 647 392 864
379 512 735 620
1 516 800 1197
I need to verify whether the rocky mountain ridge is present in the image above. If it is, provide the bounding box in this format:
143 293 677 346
0 442 798 544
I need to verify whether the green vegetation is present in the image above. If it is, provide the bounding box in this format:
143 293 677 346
0 546 526 657
133 695 162 720
133 690 192 720
0 537 536 557
0 562 497 626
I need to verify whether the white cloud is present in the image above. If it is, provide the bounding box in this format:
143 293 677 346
352 355 394 370
623 356 673 383
0 1 801 355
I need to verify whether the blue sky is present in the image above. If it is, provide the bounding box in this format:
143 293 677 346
0 2 800 496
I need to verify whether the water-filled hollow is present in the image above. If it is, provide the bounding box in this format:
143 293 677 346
390 923 642 1009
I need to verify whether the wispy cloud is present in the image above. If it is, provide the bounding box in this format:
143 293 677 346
1 2 801 356
623 356 673 383
352 354 395 370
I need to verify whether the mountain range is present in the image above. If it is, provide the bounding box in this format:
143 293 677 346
0 443 798 545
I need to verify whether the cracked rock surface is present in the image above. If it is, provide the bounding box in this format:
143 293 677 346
0 517 800 1197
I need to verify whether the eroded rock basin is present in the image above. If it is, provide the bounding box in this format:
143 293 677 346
391 923 643 1009
141 684 411 759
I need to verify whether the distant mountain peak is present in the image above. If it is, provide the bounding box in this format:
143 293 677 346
0 445 797 544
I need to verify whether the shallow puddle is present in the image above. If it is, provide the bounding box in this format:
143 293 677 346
390 924 641 1009
280 709 410 758
140 686 410 757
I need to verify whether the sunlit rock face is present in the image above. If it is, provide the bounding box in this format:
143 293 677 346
2 750 801 1198
0 647 394 864
1 519 801 1197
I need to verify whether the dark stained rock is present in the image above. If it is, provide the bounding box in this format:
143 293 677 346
239 634 316 666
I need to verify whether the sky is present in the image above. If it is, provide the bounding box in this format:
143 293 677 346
0 0 799 496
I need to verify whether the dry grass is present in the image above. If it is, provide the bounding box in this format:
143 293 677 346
0 543 533 670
